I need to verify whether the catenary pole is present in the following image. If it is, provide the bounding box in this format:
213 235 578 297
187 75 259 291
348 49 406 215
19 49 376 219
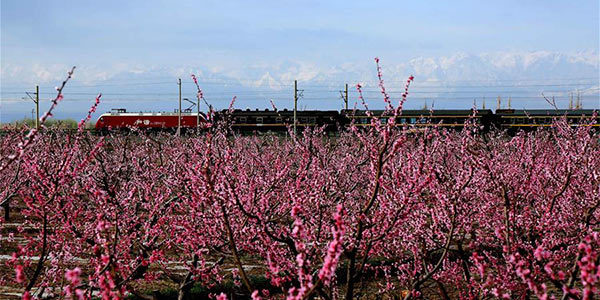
344 83 348 110
294 80 298 135
177 78 182 136
35 85 39 129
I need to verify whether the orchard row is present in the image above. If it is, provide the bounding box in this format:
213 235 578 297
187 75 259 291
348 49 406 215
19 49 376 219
1 65 599 300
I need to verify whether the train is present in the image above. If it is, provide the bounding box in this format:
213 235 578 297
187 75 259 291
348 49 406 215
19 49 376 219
95 108 207 132
95 107 599 133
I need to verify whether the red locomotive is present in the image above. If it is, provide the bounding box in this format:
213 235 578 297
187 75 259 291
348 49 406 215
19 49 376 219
95 108 207 131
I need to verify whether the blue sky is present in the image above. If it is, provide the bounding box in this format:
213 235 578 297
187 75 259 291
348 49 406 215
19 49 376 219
1 0 599 121
2 0 598 66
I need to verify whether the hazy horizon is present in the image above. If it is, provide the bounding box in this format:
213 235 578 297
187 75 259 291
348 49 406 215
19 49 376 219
1 0 599 122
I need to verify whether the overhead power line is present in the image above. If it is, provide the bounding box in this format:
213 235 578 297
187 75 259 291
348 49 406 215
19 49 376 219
1 77 598 91
2 89 598 97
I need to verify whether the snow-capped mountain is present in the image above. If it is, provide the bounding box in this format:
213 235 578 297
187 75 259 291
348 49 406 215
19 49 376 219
1 51 598 122
2 51 597 89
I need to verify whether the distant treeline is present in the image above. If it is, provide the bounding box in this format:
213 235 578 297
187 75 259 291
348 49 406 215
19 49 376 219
1 118 96 130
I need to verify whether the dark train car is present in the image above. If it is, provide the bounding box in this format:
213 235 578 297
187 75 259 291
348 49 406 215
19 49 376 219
95 108 207 132
94 106 598 134
341 109 495 130
281 110 340 132
221 109 340 132
495 109 599 131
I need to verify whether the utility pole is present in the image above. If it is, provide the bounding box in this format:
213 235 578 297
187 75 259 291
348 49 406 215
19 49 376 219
177 78 182 136
197 93 200 131
569 92 573 110
344 83 348 110
482 98 486 110
496 96 501 110
35 85 39 129
294 80 298 135
24 85 40 129
508 96 512 109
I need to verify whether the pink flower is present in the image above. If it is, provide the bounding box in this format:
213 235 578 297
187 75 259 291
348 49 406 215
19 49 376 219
251 290 261 300
101 254 110 264
534 245 549 261
22 291 31 300
216 292 228 300
317 205 345 285
291 205 302 218
75 289 85 300
65 267 81 285
15 265 25 283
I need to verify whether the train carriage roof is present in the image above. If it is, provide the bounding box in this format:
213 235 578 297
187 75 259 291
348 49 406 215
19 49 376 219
222 109 340 117
341 109 494 116
495 109 597 116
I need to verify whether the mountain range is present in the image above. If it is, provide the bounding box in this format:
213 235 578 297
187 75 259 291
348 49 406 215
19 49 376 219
1 51 598 122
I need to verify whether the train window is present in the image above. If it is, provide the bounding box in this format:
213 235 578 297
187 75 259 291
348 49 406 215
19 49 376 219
309 117 316 124
275 117 282 123
240 117 247 123
400 118 406 124
300 117 308 123
410 118 416 124
256 117 264 124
